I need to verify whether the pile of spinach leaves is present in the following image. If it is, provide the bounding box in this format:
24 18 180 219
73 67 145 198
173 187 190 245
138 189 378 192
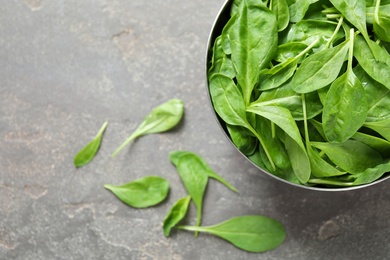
208 0 390 187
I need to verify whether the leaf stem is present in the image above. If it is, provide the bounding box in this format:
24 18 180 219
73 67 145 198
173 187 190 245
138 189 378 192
96 121 109 138
194 208 202 237
326 16 343 48
374 0 381 24
326 14 342 19
308 178 355 187
246 123 276 171
111 132 138 157
176 225 209 233
301 94 310 146
295 38 321 60
347 28 355 73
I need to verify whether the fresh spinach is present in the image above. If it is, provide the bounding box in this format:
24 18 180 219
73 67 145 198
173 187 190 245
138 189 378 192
228 0 278 105
163 195 191 236
169 150 237 235
177 215 286 253
373 0 390 42
207 0 390 187
104 176 170 208
74 121 108 168
322 29 368 142
271 0 290 31
112 99 184 157
291 39 349 93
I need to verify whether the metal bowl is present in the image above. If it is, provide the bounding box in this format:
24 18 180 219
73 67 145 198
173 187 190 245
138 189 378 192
205 0 390 191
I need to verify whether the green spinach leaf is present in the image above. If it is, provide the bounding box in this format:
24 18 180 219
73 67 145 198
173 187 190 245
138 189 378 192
373 0 390 42
311 140 383 174
163 195 191 237
271 0 290 31
354 35 390 90
178 215 286 253
112 99 184 157
353 160 390 185
322 29 368 143
104 176 170 208
291 40 349 93
229 0 278 104
74 121 108 168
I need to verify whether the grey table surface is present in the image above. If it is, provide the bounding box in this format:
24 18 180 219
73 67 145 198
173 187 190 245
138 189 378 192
1 0 389 259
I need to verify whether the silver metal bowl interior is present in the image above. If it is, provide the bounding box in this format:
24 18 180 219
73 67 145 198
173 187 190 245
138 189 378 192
205 0 390 191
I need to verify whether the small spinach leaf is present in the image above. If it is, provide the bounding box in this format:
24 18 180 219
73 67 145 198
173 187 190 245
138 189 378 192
227 124 258 156
247 105 310 183
271 0 290 31
288 0 320 23
112 99 184 157
178 215 286 253
208 36 235 79
74 121 108 168
311 140 384 174
373 0 390 42
353 160 390 185
163 195 191 237
229 0 278 104
322 29 368 143
169 150 238 192
104 176 170 208
364 118 390 142
354 65 390 122
291 40 349 93
354 35 390 90
172 153 208 235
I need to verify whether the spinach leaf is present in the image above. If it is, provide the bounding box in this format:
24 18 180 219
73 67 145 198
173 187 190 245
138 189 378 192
329 0 377 56
178 215 286 253
353 35 390 90
227 124 258 155
162 195 191 237
257 39 319 91
373 0 390 42
288 0 320 23
291 40 349 93
364 118 390 142
307 146 347 177
287 19 344 51
353 160 390 185
302 95 346 178
246 105 311 183
311 140 384 174
254 117 291 171
271 0 290 31
112 99 184 157
169 150 238 192
257 59 297 91
208 36 235 79
247 105 305 152
252 81 322 120
173 153 208 234
229 0 278 104
74 121 108 168
209 73 276 170
275 42 308 63
209 73 249 127
285 134 311 183
352 132 390 155
322 29 368 143
104 176 170 208
354 65 390 122
169 150 238 235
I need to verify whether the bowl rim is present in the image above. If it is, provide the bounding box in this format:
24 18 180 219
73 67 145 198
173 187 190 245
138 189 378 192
204 0 390 191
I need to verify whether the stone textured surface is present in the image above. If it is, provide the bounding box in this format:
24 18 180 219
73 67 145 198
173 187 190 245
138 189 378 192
1 0 389 259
